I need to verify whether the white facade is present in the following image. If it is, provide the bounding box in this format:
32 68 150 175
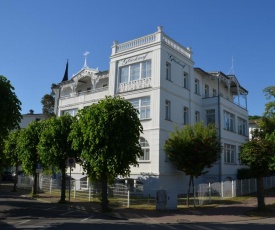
53 27 249 193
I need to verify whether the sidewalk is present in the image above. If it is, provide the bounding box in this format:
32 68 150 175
1 183 275 224
29 189 275 223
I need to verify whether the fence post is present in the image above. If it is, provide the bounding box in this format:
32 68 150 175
248 179 250 194
231 180 234 197
89 183 91 202
255 178 257 193
194 185 196 207
127 187 130 208
240 180 243 196
221 181 224 198
208 183 211 203
50 178 52 194
74 183 76 199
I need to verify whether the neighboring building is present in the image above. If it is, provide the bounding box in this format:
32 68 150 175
8 110 46 173
53 27 249 193
248 119 260 139
20 109 46 128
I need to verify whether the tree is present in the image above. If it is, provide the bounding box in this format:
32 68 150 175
263 86 275 117
38 114 78 203
240 86 275 210
70 96 143 212
239 137 275 210
253 86 275 139
164 122 221 206
3 129 22 191
0 76 22 163
41 85 56 119
19 121 44 196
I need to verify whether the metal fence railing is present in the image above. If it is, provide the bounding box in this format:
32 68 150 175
16 175 275 208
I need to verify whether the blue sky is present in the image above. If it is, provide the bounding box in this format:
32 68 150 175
1 0 274 116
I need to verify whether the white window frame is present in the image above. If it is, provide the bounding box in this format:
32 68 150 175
224 110 235 132
195 111 200 122
195 79 200 95
224 143 236 164
61 108 78 117
183 106 189 125
129 97 150 120
139 137 150 161
165 100 171 120
166 62 171 81
183 72 188 89
119 60 151 83
237 117 247 136
205 84 209 98
213 88 217 97
206 109 215 125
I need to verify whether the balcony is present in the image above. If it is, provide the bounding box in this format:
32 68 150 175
203 95 248 113
118 78 151 93
59 86 109 106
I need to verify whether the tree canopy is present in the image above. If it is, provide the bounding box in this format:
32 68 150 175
4 129 22 191
164 122 221 206
41 85 55 119
239 137 275 209
19 121 45 196
38 114 78 203
70 96 143 211
0 75 22 153
239 85 275 210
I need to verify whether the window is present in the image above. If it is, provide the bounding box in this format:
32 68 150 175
129 97 150 120
224 144 236 164
224 110 235 132
61 108 78 117
119 60 151 83
120 66 129 83
195 79 200 94
130 63 140 81
205 84 209 98
139 137 150 161
237 117 247 136
142 61 151 78
195 111 200 122
183 72 188 89
206 109 215 125
213 89 217 97
183 107 189 125
166 62 171 81
165 100 171 120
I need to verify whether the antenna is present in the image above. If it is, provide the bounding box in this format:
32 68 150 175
227 56 234 75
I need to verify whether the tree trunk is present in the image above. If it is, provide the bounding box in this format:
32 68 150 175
101 174 108 212
12 163 18 192
256 177 265 210
60 165 66 203
187 175 192 207
32 172 37 196
191 176 196 207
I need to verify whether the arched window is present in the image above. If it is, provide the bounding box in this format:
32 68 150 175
139 137 150 161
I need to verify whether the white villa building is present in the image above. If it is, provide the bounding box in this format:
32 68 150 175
53 27 249 194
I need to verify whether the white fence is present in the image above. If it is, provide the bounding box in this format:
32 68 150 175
197 176 275 205
17 175 275 207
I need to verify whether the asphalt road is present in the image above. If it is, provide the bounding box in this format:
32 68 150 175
1 186 275 229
